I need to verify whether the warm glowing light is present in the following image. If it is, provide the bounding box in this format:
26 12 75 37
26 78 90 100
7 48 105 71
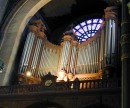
26 71 32 77
57 70 66 81
68 73 74 81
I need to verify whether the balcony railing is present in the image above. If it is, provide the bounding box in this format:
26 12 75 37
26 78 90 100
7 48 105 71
0 79 121 96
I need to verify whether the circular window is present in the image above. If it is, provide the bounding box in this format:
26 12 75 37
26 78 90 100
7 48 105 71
73 18 103 43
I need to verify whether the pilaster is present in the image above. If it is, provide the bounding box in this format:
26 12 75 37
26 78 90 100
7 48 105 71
121 1 130 108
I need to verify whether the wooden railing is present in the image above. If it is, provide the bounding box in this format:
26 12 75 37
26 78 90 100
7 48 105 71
0 79 121 95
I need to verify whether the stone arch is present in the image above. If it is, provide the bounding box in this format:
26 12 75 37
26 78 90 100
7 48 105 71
0 0 51 86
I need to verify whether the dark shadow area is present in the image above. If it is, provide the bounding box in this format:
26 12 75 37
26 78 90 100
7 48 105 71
26 101 64 108
83 103 112 108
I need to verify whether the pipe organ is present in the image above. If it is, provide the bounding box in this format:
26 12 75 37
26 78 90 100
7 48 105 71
18 20 61 84
18 6 118 84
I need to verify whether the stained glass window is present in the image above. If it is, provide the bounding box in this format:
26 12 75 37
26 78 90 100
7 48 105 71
73 18 103 43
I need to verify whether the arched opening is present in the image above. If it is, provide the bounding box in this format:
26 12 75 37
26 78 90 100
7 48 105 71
0 0 51 86
72 18 103 43
0 0 120 86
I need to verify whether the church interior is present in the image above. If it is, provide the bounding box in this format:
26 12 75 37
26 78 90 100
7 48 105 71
0 0 130 108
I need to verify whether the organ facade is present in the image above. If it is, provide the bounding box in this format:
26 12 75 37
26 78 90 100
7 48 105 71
18 6 119 84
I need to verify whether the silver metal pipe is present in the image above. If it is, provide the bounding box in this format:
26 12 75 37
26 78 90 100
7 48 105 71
81 47 84 73
83 46 87 73
39 45 45 77
88 45 91 73
93 40 96 73
112 20 116 53
33 38 42 77
25 32 35 68
77 48 81 74
19 32 31 73
85 46 89 73
31 38 39 76
91 41 95 73
96 37 100 72
60 42 66 69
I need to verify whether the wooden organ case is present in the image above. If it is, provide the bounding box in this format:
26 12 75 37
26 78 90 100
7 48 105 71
18 6 119 84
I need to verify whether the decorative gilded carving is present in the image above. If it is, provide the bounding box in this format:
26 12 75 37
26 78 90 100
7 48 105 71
29 19 47 39
75 71 102 81
63 35 72 42
37 31 45 38
104 6 117 20
71 40 78 47
60 42 64 46
100 21 106 28
29 25 38 32
45 40 61 50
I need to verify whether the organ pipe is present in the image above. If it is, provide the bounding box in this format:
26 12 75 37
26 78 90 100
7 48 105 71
18 7 119 83
104 6 117 66
58 35 72 72
69 40 78 75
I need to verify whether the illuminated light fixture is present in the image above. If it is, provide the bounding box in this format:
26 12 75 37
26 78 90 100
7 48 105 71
57 69 67 81
26 71 32 77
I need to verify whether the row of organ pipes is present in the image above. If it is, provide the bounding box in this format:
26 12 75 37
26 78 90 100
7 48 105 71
18 6 118 84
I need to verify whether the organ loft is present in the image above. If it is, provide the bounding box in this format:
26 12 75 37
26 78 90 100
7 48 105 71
0 0 130 107
18 6 118 85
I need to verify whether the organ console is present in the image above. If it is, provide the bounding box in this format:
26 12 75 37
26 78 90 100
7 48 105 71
18 6 118 84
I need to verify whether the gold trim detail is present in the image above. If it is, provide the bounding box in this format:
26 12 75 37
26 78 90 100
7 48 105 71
104 6 117 20
75 71 102 80
63 35 72 42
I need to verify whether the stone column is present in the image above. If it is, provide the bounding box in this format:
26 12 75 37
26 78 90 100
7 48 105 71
121 1 130 108
127 2 130 15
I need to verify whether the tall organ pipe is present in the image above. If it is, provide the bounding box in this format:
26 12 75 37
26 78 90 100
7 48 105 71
104 6 117 66
19 32 34 73
30 38 41 76
34 32 45 78
58 35 72 72
69 41 78 74
18 25 38 74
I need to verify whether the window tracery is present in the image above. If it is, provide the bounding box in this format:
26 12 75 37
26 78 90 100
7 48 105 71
73 18 103 43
